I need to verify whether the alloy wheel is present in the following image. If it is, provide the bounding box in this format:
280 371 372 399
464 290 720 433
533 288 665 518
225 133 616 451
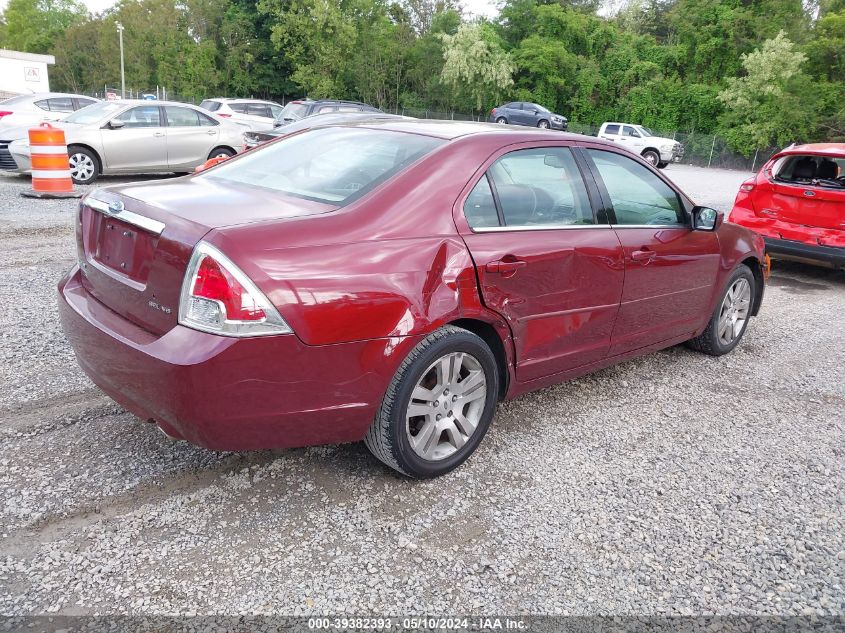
69 153 95 181
405 351 487 461
538 120 549 129
717 278 751 345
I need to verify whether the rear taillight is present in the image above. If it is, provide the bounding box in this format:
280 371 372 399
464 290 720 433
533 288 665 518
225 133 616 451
218 113 231 118
0 111 12 118
740 183 755 192
490 108 496 115
179 242 292 337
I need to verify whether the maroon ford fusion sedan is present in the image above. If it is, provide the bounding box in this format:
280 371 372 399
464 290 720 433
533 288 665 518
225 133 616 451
59 120 767 478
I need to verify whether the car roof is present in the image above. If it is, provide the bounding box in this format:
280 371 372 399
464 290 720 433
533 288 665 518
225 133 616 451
331 118 590 142
205 98 279 104
779 143 845 158
109 99 204 107
4 92 96 101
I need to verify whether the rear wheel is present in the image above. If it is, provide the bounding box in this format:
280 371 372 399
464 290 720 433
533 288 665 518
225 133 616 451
364 325 499 478
208 146 234 160
67 146 100 185
687 264 755 356
495 117 507 124
642 149 660 166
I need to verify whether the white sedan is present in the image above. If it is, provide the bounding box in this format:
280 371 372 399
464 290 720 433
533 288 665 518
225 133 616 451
2 100 247 184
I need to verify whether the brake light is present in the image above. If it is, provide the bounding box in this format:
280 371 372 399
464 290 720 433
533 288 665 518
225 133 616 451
740 183 755 192
179 242 292 337
218 113 231 118
0 111 12 118
490 108 496 115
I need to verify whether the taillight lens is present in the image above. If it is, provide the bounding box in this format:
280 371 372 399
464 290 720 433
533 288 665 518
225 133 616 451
0 111 12 118
179 242 292 337
218 113 231 118
740 183 755 192
490 108 496 115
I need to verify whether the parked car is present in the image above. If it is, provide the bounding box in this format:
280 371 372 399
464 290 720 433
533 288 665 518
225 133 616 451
198 98 283 131
272 99 382 127
729 143 844 269
489 102 568 130
0 92 98 135
597 122 683 168
2 100 245 184
243 110 405 150
58 122 766 478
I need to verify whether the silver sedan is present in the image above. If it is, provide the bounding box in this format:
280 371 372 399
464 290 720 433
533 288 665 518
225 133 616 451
4 100 246 184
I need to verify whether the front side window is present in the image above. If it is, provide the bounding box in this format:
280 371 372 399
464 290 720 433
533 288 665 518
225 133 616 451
115 106 162 128
486 147 593 227
622 125 639 137
203 127 443 206
587 149 684 226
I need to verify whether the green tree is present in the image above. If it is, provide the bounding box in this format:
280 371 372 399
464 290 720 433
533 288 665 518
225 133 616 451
439 23 514 111
0 0 86 53
718 31 816 153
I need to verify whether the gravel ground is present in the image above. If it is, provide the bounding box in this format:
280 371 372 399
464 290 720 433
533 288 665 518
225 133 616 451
0 167 843 617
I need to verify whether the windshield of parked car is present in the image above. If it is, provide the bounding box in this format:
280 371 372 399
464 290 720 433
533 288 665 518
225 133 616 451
203 127 444 205
276 102 310 123
62 101 122 125
773 154 845 188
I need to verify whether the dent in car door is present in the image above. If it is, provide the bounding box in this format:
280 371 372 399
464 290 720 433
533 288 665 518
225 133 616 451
456 145 624 382
582 147 720 355
101 105 167 171
164 106 219 169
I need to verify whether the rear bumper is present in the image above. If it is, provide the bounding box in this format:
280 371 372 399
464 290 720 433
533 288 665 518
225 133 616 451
763 237 845 268
58 266 416 451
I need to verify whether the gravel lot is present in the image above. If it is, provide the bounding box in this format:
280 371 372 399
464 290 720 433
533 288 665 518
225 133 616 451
0 165 843 617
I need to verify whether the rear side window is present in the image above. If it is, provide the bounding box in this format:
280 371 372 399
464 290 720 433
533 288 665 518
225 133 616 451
463 177 499 228
229 103 248 114
34 99 51 111
165 106 202 127
603 124 620 135
483 147 594 228
247 103 273 118
203 127 443 206
200 100 221 112
587 149 684 226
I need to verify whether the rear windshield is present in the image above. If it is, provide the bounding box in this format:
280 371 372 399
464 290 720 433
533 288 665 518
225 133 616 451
202 127 443 205
773 154 844 188
199 100 221 111
63 101 123 124
276 102 310 122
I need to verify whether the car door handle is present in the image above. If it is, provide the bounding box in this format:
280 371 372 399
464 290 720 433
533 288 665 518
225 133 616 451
207 129 217 135
631 249 656 262
153 132 164 138
486 259 527 276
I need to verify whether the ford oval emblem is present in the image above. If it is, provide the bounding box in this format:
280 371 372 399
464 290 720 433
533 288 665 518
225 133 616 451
803 190 816 197
107 200 125 215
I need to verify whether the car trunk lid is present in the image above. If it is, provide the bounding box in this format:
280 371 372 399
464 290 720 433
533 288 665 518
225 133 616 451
77 178 337 335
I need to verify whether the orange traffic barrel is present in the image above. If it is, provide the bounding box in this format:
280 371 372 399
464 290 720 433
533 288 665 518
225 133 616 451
21 123 81 199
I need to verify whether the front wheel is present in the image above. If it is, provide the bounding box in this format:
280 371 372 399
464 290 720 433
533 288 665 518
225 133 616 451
537 119 550 129
364 326 499 478
642 149 660 166
687 265 755 356
68 146 100 185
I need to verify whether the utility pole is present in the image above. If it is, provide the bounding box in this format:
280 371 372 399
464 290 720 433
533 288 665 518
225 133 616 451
116 22 125 99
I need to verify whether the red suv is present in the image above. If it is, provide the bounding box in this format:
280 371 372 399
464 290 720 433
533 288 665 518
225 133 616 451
59 122 766 478
728 143 845 269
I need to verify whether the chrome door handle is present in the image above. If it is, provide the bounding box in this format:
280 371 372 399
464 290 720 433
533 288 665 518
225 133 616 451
631 249 656 262
207 130 217 135
153 132 165 137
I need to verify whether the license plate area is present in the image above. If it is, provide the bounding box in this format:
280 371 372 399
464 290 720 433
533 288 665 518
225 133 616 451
91 214 157 284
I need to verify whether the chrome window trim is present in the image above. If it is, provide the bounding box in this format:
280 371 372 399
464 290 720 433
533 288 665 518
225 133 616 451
609 224 688 229
85 196 165 236
472 224 610 233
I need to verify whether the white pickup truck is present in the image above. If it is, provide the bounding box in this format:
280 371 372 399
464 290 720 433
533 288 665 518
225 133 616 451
597 122 683 168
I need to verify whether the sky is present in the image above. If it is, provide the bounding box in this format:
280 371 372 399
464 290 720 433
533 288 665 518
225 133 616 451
0 0 501 18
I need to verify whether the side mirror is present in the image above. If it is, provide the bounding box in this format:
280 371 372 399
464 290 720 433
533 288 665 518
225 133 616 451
108 119 125 129
692 206 723 231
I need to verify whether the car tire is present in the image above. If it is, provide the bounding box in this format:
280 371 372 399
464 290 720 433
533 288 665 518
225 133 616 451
67 146 100 185
642 149 660 166
364 325 499 478
207 146 234 160
495 117 508 124
687 264 755 356
657 161 668 169
537 119 550 129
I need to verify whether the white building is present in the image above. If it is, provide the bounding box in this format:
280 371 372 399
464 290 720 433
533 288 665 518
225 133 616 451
0 49 55 99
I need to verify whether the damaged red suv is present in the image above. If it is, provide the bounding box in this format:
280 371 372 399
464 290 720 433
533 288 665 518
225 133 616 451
59 120 766 478
729 143 845 269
